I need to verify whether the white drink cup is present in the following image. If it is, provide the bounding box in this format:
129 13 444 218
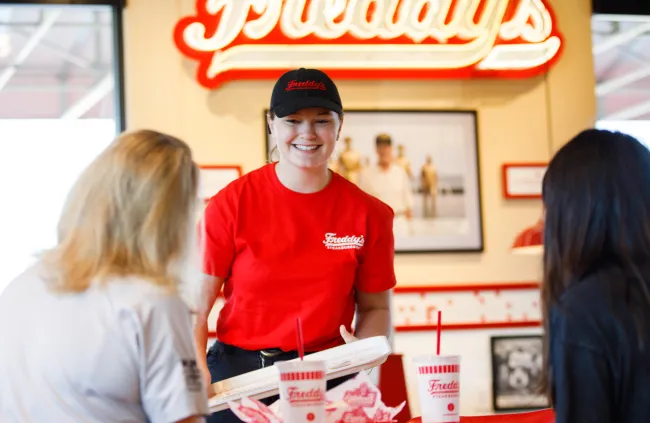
413 355 461 423
275 360 327 423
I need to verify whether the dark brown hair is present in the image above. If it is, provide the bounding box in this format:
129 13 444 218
539 128 650 402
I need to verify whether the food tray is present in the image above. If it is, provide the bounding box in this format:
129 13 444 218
207 336 392 412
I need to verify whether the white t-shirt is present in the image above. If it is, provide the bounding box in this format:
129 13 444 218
359 164 414 214
0 263 209 423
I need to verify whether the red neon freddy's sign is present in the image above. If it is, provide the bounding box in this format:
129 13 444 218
174 0 563 90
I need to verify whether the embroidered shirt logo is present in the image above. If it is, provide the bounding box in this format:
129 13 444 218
323 232 364 250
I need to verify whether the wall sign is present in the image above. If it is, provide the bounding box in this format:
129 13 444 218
502 163 547 199
174 0 563 90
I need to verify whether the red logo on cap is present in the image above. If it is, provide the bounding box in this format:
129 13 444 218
286 80 326 92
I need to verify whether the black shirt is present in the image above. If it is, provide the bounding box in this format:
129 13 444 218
550 264 650 422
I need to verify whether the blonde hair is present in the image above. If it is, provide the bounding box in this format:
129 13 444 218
42 129 200 293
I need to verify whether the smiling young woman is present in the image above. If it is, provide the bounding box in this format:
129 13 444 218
196 68 398 423
268 106 339 193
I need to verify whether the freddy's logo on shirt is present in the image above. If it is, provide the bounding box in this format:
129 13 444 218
323 232 365 250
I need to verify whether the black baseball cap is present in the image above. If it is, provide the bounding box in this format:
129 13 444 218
270 68 343 118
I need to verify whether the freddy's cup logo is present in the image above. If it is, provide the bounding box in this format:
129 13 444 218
428 379 460 396
286 387 325 404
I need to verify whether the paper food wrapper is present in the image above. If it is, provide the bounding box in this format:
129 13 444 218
227 372 406 423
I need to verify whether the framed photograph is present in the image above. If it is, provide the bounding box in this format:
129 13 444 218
265 109 483 253
198 165 243 202
502 163 547 199
490 335 550 412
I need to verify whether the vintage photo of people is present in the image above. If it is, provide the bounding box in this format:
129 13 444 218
490 335 549 411
327 110 483 253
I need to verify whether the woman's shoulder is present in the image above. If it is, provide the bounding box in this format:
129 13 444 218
559 265 627 308
102 277 190 317
0 263 46 308
552 265 637 346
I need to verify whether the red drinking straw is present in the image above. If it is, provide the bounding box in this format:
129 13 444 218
296 317 305 360
436 311 442 355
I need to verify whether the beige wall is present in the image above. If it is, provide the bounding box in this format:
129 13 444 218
123 0 596 286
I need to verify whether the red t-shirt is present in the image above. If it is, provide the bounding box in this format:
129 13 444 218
202 163 396 352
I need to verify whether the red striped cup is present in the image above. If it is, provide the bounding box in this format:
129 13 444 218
275 360 327 423
413 355 461 423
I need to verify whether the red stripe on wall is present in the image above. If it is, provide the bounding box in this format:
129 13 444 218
213 282 541 299
393 282 540 294
206 320 542 337
395 320 542 332
207 283 542 337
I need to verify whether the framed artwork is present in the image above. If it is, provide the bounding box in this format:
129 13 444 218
198 165 243 202
264 109 483 253
502 163 547 199
490 335 550 412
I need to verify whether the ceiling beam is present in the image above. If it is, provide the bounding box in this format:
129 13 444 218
3 84 98 92
60 73 113 119
0 8 12 59
596 65 650 96
592 22 650 55
13 29 91 68
0 9 61 91
601 100 650 121
593 15 650 23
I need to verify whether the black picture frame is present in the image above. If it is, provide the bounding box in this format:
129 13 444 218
264 109 484 253
490 335 550 412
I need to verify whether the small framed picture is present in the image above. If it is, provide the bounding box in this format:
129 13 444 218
265 109 484 253
198 165 243 202
490 335 550 412
502 163 547 199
